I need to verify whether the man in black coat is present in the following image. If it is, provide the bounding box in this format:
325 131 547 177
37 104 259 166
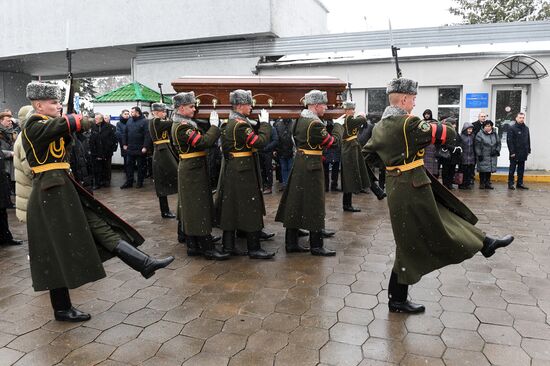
90 113 117 189
121 107 150 189
116 110 130 181
507 112 531 190
471 112 488 136
0 150 22 246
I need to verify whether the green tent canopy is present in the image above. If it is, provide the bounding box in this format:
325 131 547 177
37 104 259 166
94 82 172 104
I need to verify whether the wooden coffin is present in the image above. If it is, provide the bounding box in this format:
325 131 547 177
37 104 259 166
171 76 348 119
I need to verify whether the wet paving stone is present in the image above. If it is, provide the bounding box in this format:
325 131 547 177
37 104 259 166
1 174 550 365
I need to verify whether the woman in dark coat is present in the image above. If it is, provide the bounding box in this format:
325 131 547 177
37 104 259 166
459 122 476 189
475 120 501 189
439 118 462 190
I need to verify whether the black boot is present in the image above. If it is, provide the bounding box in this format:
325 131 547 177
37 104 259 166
321 229 335 238
208 234 221 243
50 288 91 322
297 229 309 237
222 230 247 256
186 236 202 257
200 236 230 260
310 231 336 256
285 228 309 253
120 181 133 189
481 235 514 258
159 196 176 218
387 271 425 314
260 229 275 241
177 221 186 244
113 240 174 279
343 193 361 212
247 231 275 259
370 184 387 200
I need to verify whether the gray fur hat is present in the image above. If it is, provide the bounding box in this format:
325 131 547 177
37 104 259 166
386 78 418 95
229 89 253 105
304 90 328 105
173 91 196 109
342 100 356 109
151 102 167 111
26 82 62 101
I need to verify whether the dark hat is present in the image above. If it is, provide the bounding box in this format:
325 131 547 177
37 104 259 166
151 102 167 111
26 82 62 101
482 120 494 127
173 91 196 109
229 89 253 105
386 78 418 95
304 90 328 105
342 100 356 109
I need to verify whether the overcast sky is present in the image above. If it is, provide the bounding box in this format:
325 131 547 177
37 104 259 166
322 0 463 32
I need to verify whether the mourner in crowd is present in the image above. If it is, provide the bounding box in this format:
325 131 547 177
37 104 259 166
458 122 476 189
89 113 117 189
475 120 501 190
121 107 150 189
363 77 513 314
507 112 531 190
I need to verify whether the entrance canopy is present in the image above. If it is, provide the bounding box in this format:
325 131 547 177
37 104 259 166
485 54 548 80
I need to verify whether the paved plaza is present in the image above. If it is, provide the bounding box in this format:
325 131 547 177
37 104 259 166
1 171 550 366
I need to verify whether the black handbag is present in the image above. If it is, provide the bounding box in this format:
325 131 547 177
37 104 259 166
435 147 451 160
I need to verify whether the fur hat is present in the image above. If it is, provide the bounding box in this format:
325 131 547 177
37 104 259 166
482 120 494 127
342 100 356 109
304 90 328 105
386 78 418 95
173 91 196 109
229 89 253 105
151 102 167 111
26 82 62 101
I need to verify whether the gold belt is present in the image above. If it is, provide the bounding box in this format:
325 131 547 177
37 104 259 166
344 135 357 141
230 151 253 158
154 139 170 145
298 149 323 156
179 151 207 159
386 160 424 172
31 162 70 174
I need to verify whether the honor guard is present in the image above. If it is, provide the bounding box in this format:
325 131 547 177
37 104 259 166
22 82 173 322
149 102 178 218
363 78 514 314
171 91 228 260
275 90 344 256
217 89 275 259
339 100 371 212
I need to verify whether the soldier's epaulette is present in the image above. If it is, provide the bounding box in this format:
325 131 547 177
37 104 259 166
235 118 247 124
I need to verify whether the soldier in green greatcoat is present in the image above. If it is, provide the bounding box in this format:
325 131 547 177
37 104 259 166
340 100 371 212
217 89 274 259
23 82 174 322
171 91 228 260
363 78 514 314
149 102 178 218
275 90 344 256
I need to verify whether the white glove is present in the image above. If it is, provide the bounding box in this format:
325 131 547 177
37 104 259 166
333 114 345 125
259 109 269 123
209 111 220 127
453 146 463 154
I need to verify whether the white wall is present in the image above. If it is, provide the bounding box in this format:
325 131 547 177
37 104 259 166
1 0 328 58
259 55 550 170
0 72 32 113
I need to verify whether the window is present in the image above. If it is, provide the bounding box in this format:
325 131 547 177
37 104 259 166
437 87 461 123
367 88 389 123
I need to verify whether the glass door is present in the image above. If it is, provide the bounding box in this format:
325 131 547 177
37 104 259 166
491 86 528 167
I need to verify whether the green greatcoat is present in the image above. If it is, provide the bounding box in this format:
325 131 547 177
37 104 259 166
216 111 271 232
23 114 144 291
171 116 220 236
363 106 484 285
149 117 178 197
341 115 371 193
276 109 343 231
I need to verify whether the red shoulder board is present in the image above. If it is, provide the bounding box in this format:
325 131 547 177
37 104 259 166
235 118 247 124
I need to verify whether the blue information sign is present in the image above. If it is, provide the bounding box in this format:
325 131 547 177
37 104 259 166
465 93 489 108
